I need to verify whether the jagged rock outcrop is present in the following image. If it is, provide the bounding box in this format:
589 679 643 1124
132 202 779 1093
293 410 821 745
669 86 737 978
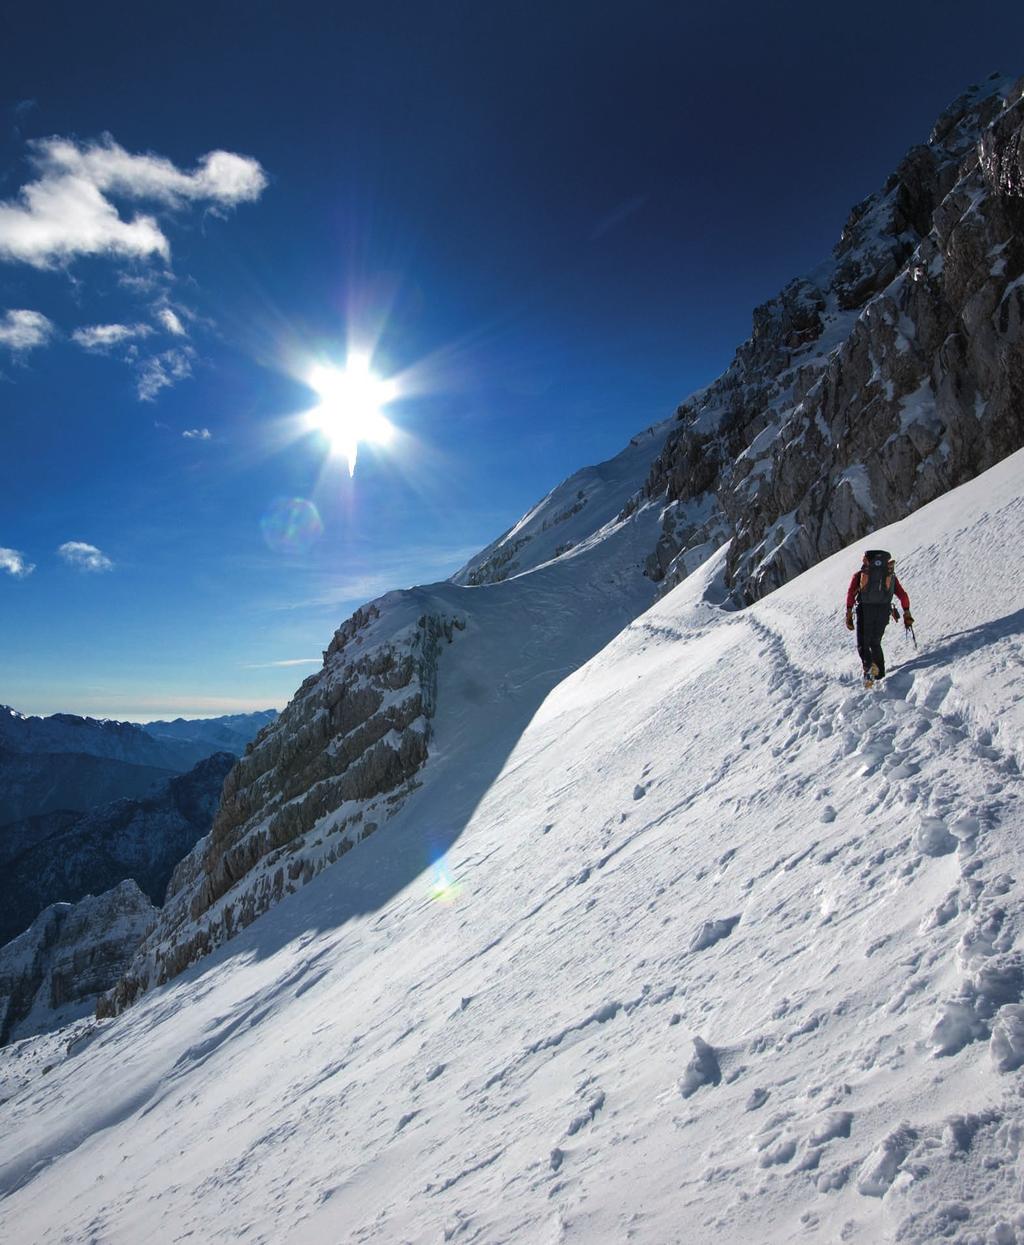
639 74 1024 602
0 751 235 946
0 880 155 1045
100 607 464 1014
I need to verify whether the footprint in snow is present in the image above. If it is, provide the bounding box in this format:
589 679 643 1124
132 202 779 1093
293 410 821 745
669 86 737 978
633 784 647 800
689 916 741 953
678 1036 721 1098
913 816 957 857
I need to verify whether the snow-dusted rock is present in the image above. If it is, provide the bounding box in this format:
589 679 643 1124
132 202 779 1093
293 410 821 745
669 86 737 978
101 609 466 1013
638 75 1024 605
0 881 155 1044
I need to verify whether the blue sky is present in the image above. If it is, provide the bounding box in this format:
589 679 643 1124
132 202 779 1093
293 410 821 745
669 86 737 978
1 1 1021 719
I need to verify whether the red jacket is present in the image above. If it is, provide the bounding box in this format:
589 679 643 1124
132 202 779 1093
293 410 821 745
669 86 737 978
846 570 910 612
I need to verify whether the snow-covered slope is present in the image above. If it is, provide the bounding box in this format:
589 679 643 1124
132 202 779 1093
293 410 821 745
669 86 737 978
450 418 674 586
101 468 672 1012
87 76 1024 1013
3 451 1023 1244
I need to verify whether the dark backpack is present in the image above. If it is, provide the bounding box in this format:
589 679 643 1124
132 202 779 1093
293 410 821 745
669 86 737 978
858 549 895 605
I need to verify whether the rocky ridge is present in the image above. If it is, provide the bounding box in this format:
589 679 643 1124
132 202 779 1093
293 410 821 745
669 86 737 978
638 74 1024 602
0 880 155 1045
100 607 463 1014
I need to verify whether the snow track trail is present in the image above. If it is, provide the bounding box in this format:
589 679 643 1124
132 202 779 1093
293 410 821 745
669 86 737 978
2 452 1024 1243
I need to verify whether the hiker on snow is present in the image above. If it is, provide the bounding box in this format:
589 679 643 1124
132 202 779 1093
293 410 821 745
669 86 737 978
844 550 914 687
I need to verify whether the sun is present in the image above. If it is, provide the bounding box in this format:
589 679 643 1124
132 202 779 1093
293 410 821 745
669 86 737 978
307 355 397 476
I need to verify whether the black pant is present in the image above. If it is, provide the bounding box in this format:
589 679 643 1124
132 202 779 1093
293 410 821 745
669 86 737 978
856 603 891 676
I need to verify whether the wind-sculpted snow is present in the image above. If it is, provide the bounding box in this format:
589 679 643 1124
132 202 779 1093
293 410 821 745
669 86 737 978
640 74 1024 604
4 448 1024 1243
450 418 673 586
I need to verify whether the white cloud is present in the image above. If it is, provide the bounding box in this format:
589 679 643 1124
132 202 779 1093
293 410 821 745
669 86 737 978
0 546 34 577
0 308 55 352
118 271 165 294
182 427 212 440
157 307 187 336
137 345 195 401
57 540 113 572
72 322 153 351
0 135 268 270
243 658 321 669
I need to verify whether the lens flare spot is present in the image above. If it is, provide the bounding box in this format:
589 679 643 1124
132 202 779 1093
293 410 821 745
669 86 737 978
260 497 324 555
429 860 460 904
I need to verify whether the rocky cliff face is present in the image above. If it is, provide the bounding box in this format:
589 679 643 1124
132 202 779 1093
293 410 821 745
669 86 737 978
639 74 1024 602
0 880 155 1045
0 751 235 946
100 607 464 1014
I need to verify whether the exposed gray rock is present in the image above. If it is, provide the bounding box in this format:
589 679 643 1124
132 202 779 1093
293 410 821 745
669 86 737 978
101 609 464 1015
0 880 155 1045
636 75 1024 604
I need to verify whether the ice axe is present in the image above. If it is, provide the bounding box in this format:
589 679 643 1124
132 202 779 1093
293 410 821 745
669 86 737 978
893 605 917 650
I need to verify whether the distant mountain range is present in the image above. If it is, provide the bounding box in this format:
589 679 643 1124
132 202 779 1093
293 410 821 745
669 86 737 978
0 706 276 825
0 751 237 948
137 711 280 758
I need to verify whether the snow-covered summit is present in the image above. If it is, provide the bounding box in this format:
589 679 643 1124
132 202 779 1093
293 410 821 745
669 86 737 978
450 416 674 586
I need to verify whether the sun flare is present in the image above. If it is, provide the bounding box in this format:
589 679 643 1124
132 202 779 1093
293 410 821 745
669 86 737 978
307 356 397 476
